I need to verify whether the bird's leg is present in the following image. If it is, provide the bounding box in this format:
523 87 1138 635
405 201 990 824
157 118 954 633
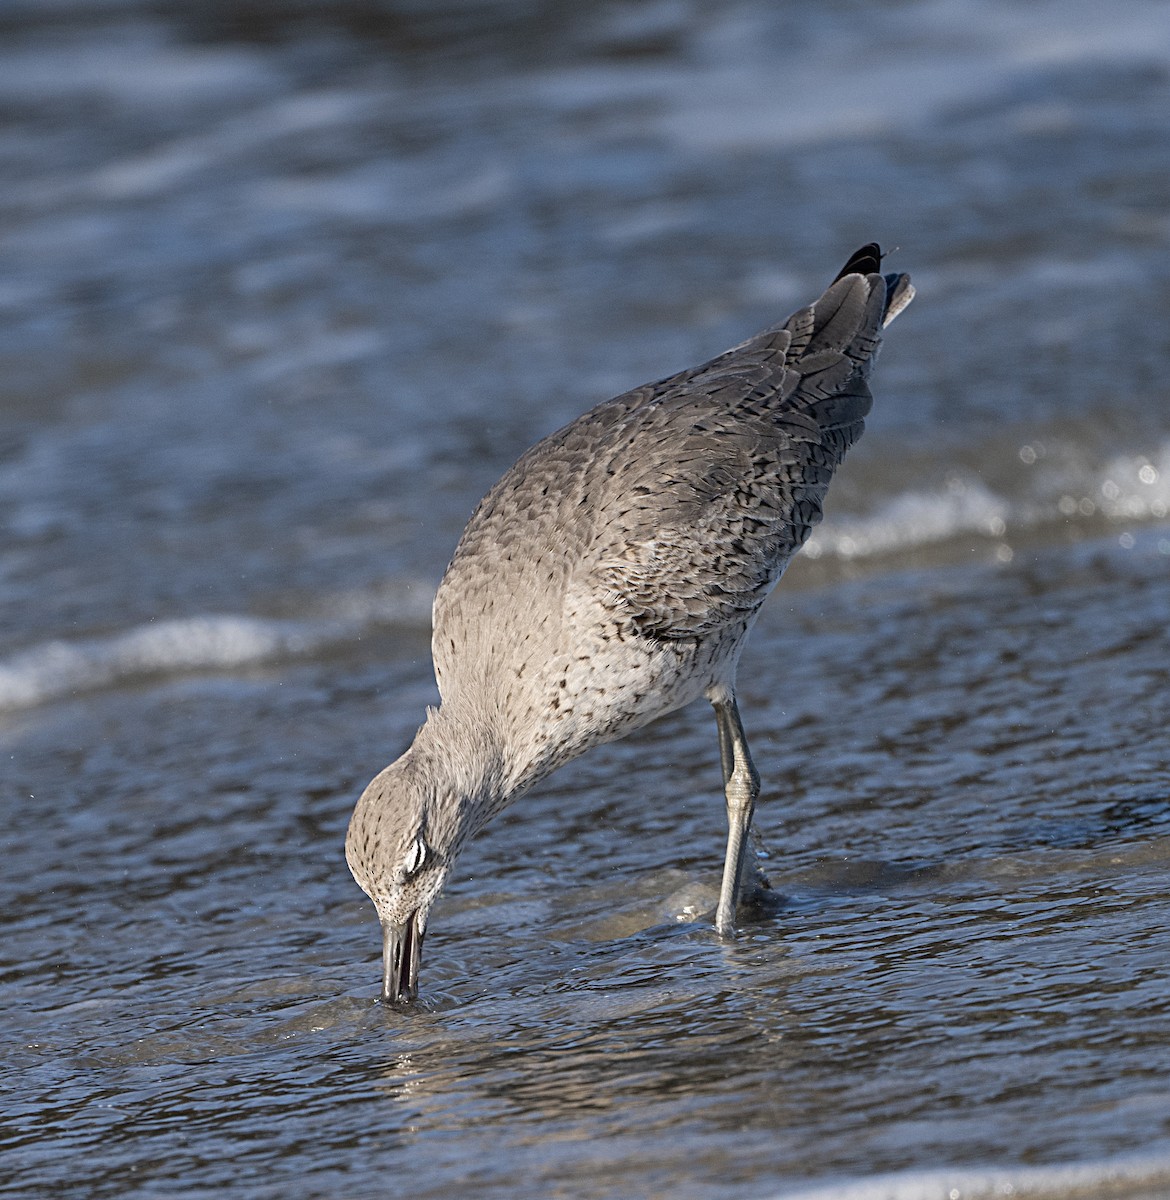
716 701 734 787
710 687 762 937
714 695 772 905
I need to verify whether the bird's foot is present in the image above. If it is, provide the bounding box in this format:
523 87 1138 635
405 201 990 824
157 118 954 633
737 873 785 919
737 831 784 919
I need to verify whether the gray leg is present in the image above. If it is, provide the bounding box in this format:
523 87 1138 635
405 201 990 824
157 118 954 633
716 701 734 787
715 699 773 908
710 687 761 938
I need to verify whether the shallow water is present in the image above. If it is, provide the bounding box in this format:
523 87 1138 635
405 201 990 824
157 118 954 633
3 1 1170 1197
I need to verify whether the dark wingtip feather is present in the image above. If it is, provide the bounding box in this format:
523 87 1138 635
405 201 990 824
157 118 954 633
833 243 882 281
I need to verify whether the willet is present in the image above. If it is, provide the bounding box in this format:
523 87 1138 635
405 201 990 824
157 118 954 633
346 244 913 1002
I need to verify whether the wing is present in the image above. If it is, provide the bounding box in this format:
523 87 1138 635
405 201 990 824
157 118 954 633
581 258 910 640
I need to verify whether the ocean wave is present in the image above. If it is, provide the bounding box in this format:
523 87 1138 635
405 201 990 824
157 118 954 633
4 441 1168 713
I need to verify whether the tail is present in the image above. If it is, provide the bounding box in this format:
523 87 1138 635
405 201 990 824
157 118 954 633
598 242 911 431
832 241 914 328
772 242 913 428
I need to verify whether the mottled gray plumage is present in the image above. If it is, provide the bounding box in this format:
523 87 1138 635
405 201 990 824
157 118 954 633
346 244 913 1003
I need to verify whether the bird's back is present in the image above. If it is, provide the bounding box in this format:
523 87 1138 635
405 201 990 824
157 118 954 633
431 248 912 784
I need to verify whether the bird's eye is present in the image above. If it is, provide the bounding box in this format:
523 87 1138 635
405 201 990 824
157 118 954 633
403 836 429 880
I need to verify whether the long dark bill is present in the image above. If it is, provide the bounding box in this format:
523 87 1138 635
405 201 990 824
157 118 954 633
382 911 424 1004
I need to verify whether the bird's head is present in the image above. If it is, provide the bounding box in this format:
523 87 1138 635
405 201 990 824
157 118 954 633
345 752 463 1005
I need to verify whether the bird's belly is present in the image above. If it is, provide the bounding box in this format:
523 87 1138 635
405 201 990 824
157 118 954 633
501 608 752 791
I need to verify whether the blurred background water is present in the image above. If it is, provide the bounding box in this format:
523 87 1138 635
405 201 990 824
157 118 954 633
2 1 1170 1197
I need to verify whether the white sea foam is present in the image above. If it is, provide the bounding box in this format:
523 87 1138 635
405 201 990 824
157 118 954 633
770 1148 1170 1200
0 582 432 713
806 438 1170 562
805 479 1012 561
0 616 315 711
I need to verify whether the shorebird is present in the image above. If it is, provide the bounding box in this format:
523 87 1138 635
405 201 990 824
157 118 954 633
346 243 913 1002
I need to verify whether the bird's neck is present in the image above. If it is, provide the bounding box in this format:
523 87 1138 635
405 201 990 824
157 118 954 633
410 703 512 831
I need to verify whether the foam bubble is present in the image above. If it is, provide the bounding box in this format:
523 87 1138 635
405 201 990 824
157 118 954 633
1097 445 1170 521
